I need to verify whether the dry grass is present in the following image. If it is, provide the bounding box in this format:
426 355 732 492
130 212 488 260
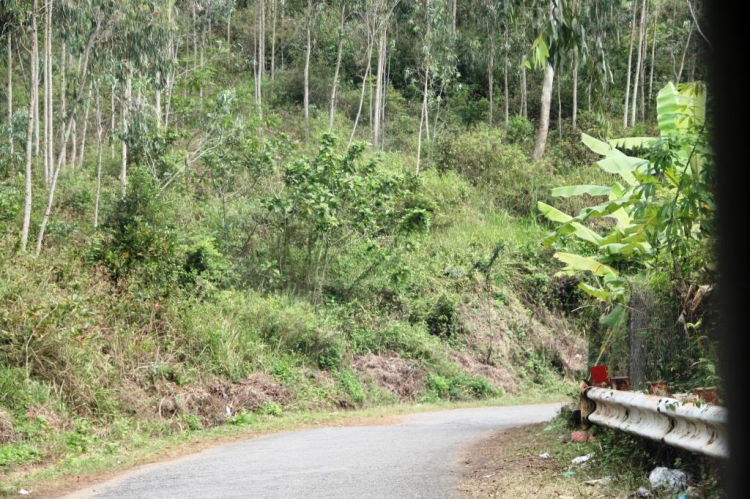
458 423 636 499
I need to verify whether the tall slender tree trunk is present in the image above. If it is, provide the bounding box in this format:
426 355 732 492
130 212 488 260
503 29 509 127
44 2 52 184
77 83 92 168
532 63 554 160
271 0 277 81
6 32 12 156
329 3 346 129
648 5 658 102
110 85 116 160
623 3 637 128
416 65 430 174
60 42 67 167
452 0 457 36
121 71 132 196
381 46 391 150
34 30 40 163
488 40 494 126
94 84 103 228
35 21 99 254
676 25 694 84
572 56 578 129
303 0 312 140
631 0 646 126
21 1 39 252
373 25 387 147
521 63 528 119
348 37 374 148
557 76 562 139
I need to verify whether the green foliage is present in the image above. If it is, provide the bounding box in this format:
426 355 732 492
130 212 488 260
90 167 180 287
435 127 552 214
505 115 535 146
426 373 501 401
426 293 462 339
539 82 713 306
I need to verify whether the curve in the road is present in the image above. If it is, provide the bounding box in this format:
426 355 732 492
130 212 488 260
65 403 561 499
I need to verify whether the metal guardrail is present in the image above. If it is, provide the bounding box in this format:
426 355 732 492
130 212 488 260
583 387 728 459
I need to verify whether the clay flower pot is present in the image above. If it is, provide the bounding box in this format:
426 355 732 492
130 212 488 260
694 386 719 404
646 381 669 396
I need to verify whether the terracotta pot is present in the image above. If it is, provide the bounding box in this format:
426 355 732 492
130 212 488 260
694 386 719 404
646 381 669 396
611 377 631 391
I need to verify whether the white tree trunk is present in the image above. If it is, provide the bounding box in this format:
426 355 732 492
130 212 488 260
304 0 312 140
348 38 374 148
329 4 346 129
648 5 658 101
572 57 578 129
631 0 646 126
416 67 429 173
532 63 554 160
121 71 131 196
373 25 387 147
35 22 99 254
623 3 637 128
77 83 92 168
21 1 39 252
503 30 509 127
6 31 12 156
488 44 494 125
94 85 103 228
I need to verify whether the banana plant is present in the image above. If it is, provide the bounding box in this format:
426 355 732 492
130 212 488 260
537 82 711 321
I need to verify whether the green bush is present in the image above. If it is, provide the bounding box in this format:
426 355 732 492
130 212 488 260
426 293 462 338
90 167 180 288
506 115 534 146
426 373 500 401
435 127 552 214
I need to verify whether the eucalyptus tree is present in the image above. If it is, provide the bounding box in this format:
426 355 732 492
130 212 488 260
34 0 171 254
1 1 22 157
104 0 173 195
529 0 616 159
328 0 348 129
371 0 401 148
478 0 512 126
20 0 39 252
411 0 458 173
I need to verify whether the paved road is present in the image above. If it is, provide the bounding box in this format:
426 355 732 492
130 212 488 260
65 403 561 499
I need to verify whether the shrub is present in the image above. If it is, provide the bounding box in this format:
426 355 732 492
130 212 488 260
90 167 180 288
426 373 500 400
435 127 552 214
505 115 534 146
426 293 462 338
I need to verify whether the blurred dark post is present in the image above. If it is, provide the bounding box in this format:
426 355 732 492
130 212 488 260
707 1 748 497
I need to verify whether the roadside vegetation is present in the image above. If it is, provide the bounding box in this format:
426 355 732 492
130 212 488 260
1 0 716 493
460 406 724 499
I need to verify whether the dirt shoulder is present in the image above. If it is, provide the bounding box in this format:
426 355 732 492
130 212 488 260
457 423 634 499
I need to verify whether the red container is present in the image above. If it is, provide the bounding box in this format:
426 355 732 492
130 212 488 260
590 365 610 387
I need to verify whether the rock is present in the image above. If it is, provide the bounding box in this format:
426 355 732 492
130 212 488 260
538 453 551 459
648 467 689 494
571 453 594 465
584 476 612 486
633 486 651 498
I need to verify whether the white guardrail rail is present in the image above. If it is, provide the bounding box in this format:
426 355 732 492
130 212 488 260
583 387 728 459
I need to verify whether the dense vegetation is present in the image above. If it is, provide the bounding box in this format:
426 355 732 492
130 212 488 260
0 0 715 479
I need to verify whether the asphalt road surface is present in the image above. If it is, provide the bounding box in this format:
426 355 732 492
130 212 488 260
65 403 561 499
